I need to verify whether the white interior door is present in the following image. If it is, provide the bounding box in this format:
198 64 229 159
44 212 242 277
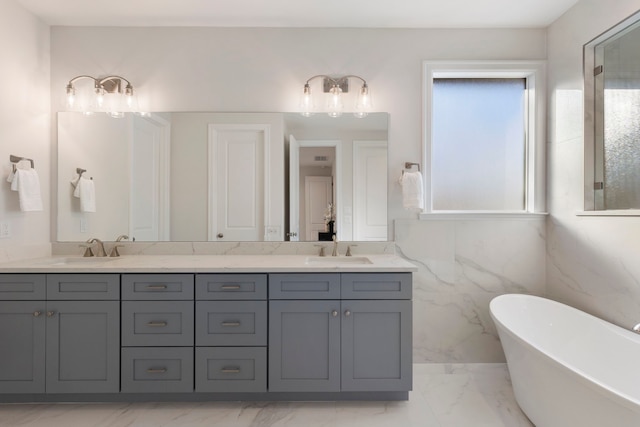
130 114 170 241
305 176 332 241
353 141 387 241
209 125 266 241
288 135 300 241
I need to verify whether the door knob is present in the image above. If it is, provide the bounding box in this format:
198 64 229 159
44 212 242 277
217 233 224 239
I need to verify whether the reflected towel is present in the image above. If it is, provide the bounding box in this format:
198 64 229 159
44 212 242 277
73 176 96 212
401 171 424 211
9 168 43 212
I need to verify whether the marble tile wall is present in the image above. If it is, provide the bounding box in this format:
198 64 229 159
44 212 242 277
546 0 640 329
395 219 546 363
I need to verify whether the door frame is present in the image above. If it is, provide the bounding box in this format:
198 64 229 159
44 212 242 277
208 124 272 241
289 139 342 241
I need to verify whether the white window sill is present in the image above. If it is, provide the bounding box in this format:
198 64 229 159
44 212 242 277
576 210 640 217
419 212 548 220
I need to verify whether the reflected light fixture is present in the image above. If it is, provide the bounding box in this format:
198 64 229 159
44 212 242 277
300 75 372 118
65 75 140 117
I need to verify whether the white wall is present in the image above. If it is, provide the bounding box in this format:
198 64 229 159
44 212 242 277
547 0 640 328
0 0 50 260
50 26 547 362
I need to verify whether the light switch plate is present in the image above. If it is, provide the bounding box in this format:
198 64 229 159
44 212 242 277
0 222 10 238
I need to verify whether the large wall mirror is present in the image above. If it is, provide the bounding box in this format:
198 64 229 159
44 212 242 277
57 112 388 242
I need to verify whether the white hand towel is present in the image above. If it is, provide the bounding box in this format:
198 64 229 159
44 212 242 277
401 171 424 211
73 176 96 213
9 168 43 212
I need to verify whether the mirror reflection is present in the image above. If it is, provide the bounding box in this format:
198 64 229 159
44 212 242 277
57 112 388 242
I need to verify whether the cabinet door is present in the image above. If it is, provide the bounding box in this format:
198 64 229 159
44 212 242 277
0 302 46 393
46 301 120 393
341 300 412 392
269 300 340 392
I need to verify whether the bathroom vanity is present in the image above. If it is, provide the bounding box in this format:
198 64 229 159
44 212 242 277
0 254 415 402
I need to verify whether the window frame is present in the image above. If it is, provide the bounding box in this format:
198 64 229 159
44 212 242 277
422 60 546 218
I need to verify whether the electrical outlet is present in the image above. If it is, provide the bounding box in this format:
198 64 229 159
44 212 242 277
80 218 88 233
0 222 10 238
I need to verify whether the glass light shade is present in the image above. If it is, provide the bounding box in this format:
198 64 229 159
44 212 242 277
300 84 314 117
354 84 372 118
327 85 343 118
65 85 76 109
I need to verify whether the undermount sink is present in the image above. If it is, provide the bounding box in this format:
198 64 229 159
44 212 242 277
305 256 373 265
42 257 116 265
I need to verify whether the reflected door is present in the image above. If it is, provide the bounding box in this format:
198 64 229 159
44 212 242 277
304 176 332 241
209 125 266 241
130 114 170 241
353 141 387 241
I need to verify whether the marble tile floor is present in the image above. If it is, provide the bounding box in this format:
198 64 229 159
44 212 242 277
0 364 533 427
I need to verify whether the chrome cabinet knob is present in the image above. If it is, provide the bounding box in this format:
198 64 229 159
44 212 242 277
331 310 338 317
344 310 351 317
33 311 42 317
47 311 55 317
217 233 224 239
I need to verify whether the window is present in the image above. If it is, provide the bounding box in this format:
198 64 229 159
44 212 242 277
584 11 640 213
423 61 545 216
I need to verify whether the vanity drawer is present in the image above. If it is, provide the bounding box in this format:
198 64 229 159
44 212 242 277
196 274 267 300
122 274 194 300
196 301 267 346
195 347 266 393
0 274 45 300
121 301 194 347
341 273 412 300
121 347 194 393
269 273 340 299
46 274 119 300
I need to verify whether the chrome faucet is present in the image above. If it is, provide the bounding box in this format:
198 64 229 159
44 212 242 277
332 236 339 257
109 234 129 257
87 238 107 257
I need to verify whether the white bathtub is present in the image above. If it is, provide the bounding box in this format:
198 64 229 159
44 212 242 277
490 294 640 427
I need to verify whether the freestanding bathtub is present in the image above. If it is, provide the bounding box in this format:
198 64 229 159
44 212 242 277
490 294 640 427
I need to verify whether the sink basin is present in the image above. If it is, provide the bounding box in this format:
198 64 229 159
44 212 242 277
41 257 116 265
305 256 372 265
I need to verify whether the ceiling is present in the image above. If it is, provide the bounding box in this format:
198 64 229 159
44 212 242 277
16 0 580 28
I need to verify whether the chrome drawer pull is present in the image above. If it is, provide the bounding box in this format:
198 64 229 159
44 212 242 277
146 321 168 327
221 285 242 290
146 368 167 374
221 367 241 374
221 321 241 327
146 285 168 290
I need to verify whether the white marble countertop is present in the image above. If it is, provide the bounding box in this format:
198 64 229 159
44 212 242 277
0 254 417 273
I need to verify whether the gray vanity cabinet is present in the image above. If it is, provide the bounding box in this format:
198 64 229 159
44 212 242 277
0 301 46 393
268 273 412 393
0 274 120 394
45 274 120 394
45 300 120 393
269 300 341 392
340 300 412 391
0 274 46 394
120 274 195 393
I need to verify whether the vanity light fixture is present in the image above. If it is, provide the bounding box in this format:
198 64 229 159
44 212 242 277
300 75 372 118
65 75 139 117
